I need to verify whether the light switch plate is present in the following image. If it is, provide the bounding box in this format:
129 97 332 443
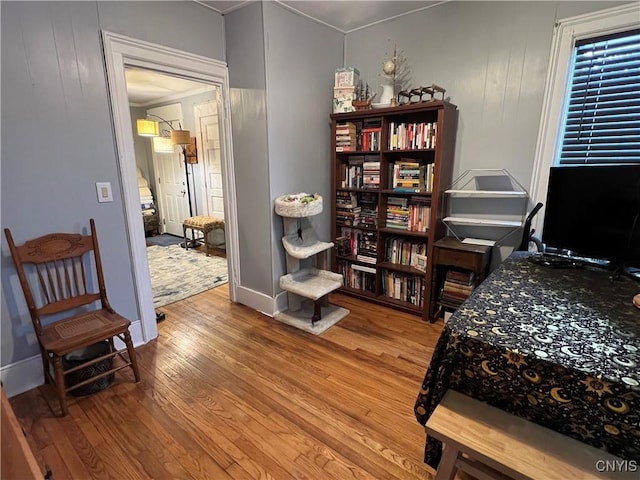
96 182 113 203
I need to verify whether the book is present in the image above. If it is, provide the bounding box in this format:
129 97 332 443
356 254 377 264
352 263 376 274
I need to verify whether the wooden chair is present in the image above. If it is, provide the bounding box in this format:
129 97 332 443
4 219 141 416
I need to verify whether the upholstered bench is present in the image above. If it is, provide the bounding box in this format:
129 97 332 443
182 216 225 256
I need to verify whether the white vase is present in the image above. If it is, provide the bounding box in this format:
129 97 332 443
380 77 395 105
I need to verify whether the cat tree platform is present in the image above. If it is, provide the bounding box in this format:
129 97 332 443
279 268 343 300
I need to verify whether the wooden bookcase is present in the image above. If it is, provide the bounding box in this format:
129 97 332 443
330 101 458 320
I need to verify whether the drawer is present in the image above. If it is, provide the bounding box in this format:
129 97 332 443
434 247 489 271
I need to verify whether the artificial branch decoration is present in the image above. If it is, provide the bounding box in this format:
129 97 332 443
381 42 411 97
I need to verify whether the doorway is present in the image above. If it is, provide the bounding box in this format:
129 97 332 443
102 31 239 344
127 72 228 309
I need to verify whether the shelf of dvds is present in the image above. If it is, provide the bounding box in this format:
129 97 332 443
330 101 458 320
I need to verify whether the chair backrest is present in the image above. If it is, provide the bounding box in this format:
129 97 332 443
4 219 109 334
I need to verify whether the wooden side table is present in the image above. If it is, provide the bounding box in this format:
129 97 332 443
429 237 492 322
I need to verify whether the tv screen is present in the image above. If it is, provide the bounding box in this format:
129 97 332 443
542 165 640 268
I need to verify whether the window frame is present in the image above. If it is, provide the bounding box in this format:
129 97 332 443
529 3 640 233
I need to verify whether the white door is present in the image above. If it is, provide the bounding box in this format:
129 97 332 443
148 104 189 236
194 98 224 219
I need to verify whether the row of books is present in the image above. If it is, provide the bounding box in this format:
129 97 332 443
363 160 380 189
384 237 427 267
359 192 378 228
336 122 357 152
337 260 376 293
389 121 437 150
440 269 476 304
339 155 380 189
390 160 435 192
385 196 432 232
338 228 377 260
360 127 381 151
335 191 378 228
381 269 425 307
336 120 437 152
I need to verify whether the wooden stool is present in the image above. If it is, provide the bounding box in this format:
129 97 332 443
425 390 629 480
182 216 225 256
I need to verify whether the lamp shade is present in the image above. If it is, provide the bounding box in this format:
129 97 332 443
153 136 175 153
171 129 191 145
137 119 159 137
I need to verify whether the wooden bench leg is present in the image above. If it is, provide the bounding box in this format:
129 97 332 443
183 225 189 251
435 445 459 480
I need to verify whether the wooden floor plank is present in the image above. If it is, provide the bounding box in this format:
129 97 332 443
10 284 439 480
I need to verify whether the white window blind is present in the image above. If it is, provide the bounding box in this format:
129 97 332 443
559 29 640 165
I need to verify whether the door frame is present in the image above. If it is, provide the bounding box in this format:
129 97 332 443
102 31 240 343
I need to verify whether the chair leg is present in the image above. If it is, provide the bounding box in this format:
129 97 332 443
183 225 189 251
435 445 460 480
124 331 141 382
39 347 50 384
51 354 68 416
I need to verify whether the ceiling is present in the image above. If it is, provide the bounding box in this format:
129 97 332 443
126 69 213 105
197 0 443 33
126 1 445 104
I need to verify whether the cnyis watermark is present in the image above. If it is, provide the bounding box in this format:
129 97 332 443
595 460 638 473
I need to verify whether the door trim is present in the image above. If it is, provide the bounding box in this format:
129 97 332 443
101 31 240 343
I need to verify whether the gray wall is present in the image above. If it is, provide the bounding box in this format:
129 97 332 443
226 3 274 295
344 1 626 193
225 2 344 298
262 2 344 290
1 1 225 369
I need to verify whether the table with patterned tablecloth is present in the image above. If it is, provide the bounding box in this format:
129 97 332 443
414 252 640 468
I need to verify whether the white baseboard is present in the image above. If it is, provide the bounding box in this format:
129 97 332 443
1 320 146 399
274 290 288 316
0 355 43 398
236 285 285 317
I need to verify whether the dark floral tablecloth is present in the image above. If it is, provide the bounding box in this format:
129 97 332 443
414 252 640 468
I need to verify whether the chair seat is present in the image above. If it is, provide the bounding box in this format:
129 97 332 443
39 309 131 355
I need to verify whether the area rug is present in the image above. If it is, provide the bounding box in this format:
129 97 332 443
147 244 228 308
146 234 184 247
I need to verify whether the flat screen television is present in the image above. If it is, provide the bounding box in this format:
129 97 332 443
542 165 640 269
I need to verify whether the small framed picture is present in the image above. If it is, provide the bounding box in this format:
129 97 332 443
411 253 427 272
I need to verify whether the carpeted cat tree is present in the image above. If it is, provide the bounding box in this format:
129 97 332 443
274 193 349 334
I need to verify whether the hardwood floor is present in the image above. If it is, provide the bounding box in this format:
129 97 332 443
10 285 444 480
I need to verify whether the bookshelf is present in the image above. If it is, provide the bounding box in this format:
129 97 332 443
330 101 458 320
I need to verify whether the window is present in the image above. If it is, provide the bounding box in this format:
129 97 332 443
559 30 640 165
529 4 640 227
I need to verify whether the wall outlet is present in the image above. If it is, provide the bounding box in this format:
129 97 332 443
96 182 113 203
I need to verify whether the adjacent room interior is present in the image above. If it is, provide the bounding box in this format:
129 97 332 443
126 68 230 311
